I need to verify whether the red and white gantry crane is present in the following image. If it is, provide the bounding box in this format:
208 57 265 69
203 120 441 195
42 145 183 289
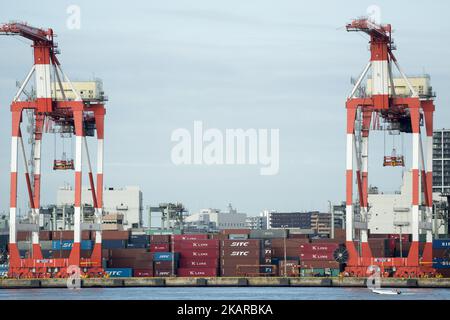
344 18 435 277
0 22 105 278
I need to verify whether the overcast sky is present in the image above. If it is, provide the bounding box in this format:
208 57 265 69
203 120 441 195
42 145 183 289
0 0 449 219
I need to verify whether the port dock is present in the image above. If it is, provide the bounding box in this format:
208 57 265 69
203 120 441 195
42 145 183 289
1 277 450 289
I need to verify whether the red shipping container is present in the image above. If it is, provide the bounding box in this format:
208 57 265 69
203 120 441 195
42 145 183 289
271 239 309 248
299 243 339 252
272 247 301 258
299 252 334 260
178 249 219 258
172 234 209 241
209 233 229 240
97 230 129 240
221 240 261 248
179 258 219 268
150 235 170 243
150 243 170 252
153 261 175 268
39 231 51 241
221 258 260 267
17 231 30 241
178 268 218 277
221 248 260 258
173 240 219 250
134 269 154 277
52 230 90 240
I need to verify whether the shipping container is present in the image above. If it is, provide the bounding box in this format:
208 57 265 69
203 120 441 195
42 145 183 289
97 231 130 240
177 268 218 277
209 233 229 240
129 234 149 244
271 239 309 248
39 231 51 241
153 252 179 261
133 269 154 277
220 258 261 267
173 240 219 250
150 243 170 252
105 268 132 278
52 240 93 250
153 260 178 268
108 258 152 269
299 243 339 252
433 239 450 249
179 258 219 268
154 270 176 277
102 240 127 249
109 248 151 258
299 252 334 261
271 247 301 258
228 234 249 240
172 234 209 241
178 249 220 259
126 242 147 249
221 248 260 258
150 235 171 243
249 230 287 239
146 229 182 235
52 230 91 240
221 240 261 248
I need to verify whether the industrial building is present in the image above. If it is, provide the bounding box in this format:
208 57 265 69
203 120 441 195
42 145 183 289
57 186 143 229
262 210 342 236
246 215 267 230
433 129 450 194
184 204 247 232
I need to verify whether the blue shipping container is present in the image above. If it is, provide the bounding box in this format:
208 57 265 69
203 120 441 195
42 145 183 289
433 259 450 269
127 243 147 249
129 235 149 244
433 239 450 249
52 240 92 250
102 240 127 249
153 252 178 261
105 268 132 278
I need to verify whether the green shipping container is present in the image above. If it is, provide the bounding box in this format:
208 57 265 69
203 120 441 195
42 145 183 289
146 229 182 235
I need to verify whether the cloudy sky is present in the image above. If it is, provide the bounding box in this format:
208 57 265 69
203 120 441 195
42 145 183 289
0 0 449 220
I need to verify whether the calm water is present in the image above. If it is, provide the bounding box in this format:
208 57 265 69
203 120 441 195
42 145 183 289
0 287 449 300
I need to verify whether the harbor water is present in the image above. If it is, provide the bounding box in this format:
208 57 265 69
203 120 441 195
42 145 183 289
0 287 449 300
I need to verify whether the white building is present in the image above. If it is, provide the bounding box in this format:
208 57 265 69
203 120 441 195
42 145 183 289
57 185 143 229
184 204 247 231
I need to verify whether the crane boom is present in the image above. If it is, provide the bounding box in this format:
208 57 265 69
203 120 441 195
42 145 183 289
0 21 54 44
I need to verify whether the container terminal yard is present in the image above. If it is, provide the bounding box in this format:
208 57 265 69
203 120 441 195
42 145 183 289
0 14 449 289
